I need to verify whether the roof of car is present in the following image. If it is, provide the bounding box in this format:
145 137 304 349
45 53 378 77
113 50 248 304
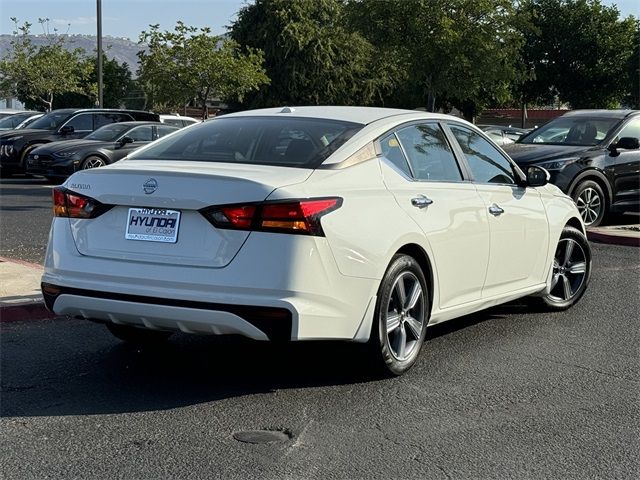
223 106 434 125
49 108 157 115
562 109 639 119
98 121 162 128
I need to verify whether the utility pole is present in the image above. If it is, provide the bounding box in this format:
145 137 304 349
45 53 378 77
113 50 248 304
97 0 103 108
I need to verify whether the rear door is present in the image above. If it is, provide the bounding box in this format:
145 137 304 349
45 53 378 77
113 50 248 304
380 122 490 309
447 123 549 297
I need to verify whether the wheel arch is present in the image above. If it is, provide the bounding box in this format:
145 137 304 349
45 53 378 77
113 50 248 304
395 243 434 319
567 169 612 208
81 152 109 167
565 216 586 236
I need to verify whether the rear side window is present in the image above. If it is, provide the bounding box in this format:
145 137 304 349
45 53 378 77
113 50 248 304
380 133 412 177
130 117 363 168
449 125 516 184
396 124 462 181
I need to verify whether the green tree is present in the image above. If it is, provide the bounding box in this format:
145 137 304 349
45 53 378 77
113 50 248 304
0 18 92 111
137 22 269 117
518 0 636 109
347 0 525 120
231 0 395 108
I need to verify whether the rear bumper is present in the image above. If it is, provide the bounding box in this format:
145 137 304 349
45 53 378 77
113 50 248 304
42 218 379 341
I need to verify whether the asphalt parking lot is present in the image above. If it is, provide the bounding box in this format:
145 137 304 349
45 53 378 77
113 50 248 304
1 177 639 479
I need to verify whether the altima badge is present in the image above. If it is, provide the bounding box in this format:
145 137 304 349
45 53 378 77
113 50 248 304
143 178 158 194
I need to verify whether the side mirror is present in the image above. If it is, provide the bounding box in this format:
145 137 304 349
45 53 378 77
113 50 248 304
610 137 640 151
118 136 134 146
527 165 549 187
59 125 74 135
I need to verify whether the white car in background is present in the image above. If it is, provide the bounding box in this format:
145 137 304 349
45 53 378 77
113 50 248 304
42 106 591 376
159 114 199 128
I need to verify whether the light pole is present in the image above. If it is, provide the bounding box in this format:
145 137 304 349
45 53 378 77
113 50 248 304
97 0 103 108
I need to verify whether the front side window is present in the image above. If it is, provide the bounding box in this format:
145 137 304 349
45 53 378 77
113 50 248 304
450 125 516 184
64 113 93 132
396 124 462 181
85 123 130 141
156 125 178 138
615 118 640 141
130 116 363 168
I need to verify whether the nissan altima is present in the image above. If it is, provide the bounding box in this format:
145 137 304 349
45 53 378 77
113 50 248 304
42 107 591 375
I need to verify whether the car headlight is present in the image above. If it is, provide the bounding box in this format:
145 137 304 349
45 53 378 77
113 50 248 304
53 151 78 158
536 158 578 171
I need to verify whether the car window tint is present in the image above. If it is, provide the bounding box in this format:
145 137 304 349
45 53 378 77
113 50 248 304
396 124 462 181
94 113 132 129
65 113 93 132
380 133 411 177
450 125 516 184
616 118 640 140
127 126 153 142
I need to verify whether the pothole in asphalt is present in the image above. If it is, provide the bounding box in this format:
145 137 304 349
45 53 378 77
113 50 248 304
233 428 293 444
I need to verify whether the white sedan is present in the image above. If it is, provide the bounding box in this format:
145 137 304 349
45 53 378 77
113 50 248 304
42 107 591 375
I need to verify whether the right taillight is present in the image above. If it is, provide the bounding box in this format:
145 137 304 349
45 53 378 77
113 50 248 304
53 187 111 218
201 197 342 236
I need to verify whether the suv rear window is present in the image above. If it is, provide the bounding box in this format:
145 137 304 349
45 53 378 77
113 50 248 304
129 116 363 168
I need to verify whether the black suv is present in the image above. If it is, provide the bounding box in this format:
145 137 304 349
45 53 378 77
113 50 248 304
0 108 159 175
504 110 640 226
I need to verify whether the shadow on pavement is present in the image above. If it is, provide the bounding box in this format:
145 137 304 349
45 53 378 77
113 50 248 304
0 302 526 419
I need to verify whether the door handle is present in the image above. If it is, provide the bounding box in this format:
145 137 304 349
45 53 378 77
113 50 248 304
411 195 434 208
488 204 504 216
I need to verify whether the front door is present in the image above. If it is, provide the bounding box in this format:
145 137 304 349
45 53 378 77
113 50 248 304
447 124 550 297
608 117 640 212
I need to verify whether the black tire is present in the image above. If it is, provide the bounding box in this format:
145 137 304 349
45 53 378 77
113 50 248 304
534 226 592 311
81 156 107 170
572 180 606 227
106 323 172 345
368 254 429 376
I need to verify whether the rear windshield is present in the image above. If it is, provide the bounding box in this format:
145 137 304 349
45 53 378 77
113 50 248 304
129 116 363 168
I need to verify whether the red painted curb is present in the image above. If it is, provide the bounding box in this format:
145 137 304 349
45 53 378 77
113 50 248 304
0 256 43 270
0 301 54 323
587 230 640 247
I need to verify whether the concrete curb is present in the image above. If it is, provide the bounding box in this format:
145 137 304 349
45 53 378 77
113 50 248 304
587 228 640 247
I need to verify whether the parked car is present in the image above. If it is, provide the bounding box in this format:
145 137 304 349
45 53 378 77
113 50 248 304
0 108 159 175
159 114 199 128
479 125 529 146
0 111 41 131
504 109 640 226
27 121 179 179
42 106 590 376
0 108 30 120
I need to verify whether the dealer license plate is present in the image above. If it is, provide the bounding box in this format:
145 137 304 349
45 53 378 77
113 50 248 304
125 207 181 243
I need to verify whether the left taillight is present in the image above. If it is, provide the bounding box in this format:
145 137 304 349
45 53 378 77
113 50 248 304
53 187 111 218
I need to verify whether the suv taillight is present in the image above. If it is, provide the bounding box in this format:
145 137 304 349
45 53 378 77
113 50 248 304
53 187 111 218
201 198 342 236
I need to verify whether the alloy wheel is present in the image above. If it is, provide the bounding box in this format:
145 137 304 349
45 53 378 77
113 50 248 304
549 238 587 302
575 187 602 226
82 157 105 169
385 271 425 361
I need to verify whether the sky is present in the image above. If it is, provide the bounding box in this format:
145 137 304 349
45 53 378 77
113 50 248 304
0 0 638 41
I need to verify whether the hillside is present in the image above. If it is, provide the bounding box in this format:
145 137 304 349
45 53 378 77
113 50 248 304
0 34 146 74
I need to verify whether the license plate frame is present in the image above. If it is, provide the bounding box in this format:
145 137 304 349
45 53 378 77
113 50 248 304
125 207 181 243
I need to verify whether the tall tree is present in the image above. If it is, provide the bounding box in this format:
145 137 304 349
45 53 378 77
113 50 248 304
137 22 269 116
347 0 525 120
518 0 636 109
0 18 92 111
231 0 395 108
